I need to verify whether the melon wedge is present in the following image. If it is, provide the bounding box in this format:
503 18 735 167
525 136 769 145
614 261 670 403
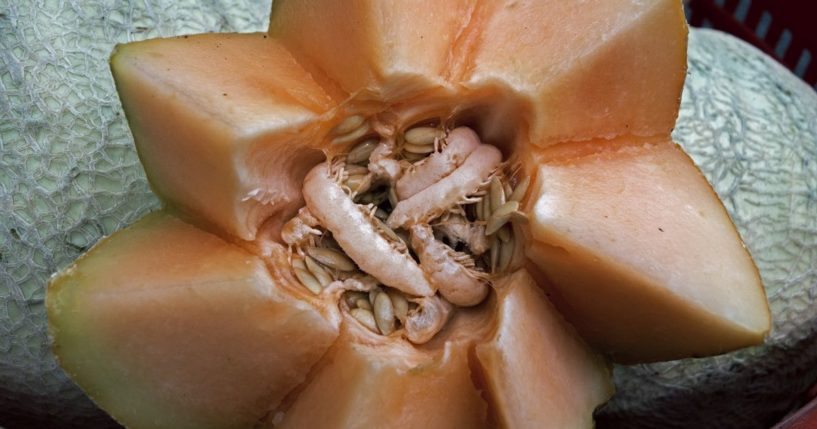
111 33 333 241
467 0 687 145
47 211 340 429
275 312 492 429
269 0 475 100
525 138 771 362
475 270 614 429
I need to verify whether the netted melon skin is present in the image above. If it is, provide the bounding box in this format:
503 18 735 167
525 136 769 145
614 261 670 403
0 1 271 427
599 29 817 429
0 2 815 429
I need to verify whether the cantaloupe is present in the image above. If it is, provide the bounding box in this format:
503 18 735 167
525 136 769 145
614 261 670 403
0 0 796 428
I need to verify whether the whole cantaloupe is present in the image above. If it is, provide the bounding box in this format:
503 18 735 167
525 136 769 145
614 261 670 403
0 2 814 429
0 2 271 427
598 29 817 429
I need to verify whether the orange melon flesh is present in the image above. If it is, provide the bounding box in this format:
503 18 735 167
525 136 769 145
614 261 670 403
268 0 687 146
47 211 340 429
269 0 476 100
275 312 492 429
475 270 614 428
467 0 687 145
525 138 771 362
111 33 334 241
275 271 614 429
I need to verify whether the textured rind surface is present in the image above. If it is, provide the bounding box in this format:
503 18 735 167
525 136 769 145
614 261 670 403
598 29 817 429
0 1 815 427
0 1 271 428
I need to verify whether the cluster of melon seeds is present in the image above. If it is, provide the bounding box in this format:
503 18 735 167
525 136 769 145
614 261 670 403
281 118 529 343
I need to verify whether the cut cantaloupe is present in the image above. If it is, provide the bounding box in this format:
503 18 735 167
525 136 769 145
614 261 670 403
47 211 340 429
525 138 770 362
46 1 773 428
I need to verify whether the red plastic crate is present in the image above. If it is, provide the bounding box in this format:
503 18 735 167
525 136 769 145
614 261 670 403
685 0 817 89
773 385 817 429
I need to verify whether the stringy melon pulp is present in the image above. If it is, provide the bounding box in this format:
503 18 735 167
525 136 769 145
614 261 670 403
46 1 772 428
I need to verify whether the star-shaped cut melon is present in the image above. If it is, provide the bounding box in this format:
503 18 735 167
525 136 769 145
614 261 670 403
47 1 770 427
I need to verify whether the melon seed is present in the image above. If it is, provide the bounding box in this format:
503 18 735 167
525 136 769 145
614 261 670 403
486 201 520 235
388 290 409 324
373 292 396 335
304 255 334 287
347 139 378 164
497 224 512 243
306 247 356 272
509 176 530 202
332 115 365 136
498 234 515 273
345 165 370 176
293 267 323 294
404 142 435 154
404 126 442 146
490 176 505 212
350 308 379 333
388 186 399 207
332 123 371 145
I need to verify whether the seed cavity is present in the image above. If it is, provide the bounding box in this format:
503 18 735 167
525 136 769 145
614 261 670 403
286 117 529 343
